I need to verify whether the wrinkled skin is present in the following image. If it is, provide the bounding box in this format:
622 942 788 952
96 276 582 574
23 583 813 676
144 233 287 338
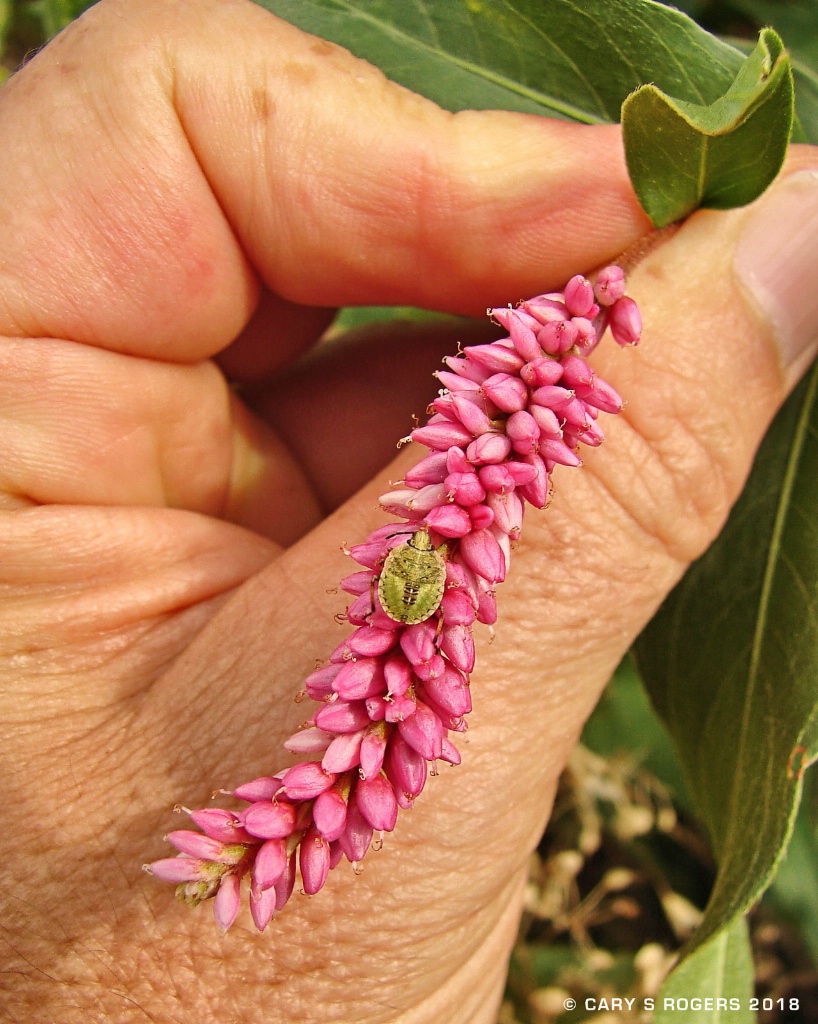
1 2 816 1022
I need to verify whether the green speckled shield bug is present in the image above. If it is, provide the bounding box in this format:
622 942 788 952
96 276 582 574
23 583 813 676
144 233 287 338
378 528 447 625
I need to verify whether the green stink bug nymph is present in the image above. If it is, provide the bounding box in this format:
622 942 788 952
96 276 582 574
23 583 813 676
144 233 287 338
377 528 447 625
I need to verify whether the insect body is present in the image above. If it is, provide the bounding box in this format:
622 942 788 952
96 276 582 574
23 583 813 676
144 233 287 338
377 528 447 625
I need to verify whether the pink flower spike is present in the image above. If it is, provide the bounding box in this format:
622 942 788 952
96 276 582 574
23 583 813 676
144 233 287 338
385 732 428 798
594 264 626 306
466 432 512 465
213 873 241 932
481 372 529 413
284 726 334 755
299 826 331 895
313 788 348 842
360 728 388 779
249 879 278 931
233 776 282 803
424 503 472 538
398 700 445 760
608 296 642 346
314 698 371 734
339 795 374 863
242 799 297 840
281 761 337 801
357 774 399 831
252 838 288 891
322 728 365 773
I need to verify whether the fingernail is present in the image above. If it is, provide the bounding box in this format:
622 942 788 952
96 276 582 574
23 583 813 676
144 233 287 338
735 169 818 380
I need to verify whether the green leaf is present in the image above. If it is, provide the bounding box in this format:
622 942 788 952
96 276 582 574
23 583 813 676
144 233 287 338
622 28 793 226
634 363 818 959
654 916 755 1024
252 0 749 121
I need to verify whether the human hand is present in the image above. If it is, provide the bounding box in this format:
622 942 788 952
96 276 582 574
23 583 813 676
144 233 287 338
3 1 817 1022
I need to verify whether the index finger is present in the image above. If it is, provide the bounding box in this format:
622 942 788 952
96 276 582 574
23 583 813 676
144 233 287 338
0 0 649 362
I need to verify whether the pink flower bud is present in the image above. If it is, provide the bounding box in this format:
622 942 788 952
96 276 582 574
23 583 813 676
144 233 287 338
450 392 493 435
366 694 388 720
339 570 373 596
165 830 231 862
252 838 287 891
522 295 568 324
570 417 605 447
378 487 424 519
594 264 625 306
300 826 331 895
531 384 574 410
575 377 623 414
478 463 516 493
333 657 387 700
281 762 337 801
466 431 512 465
275 853 297 911
360 728 388 779
249 879 278 931
434 370 481 393
440 737 463 765
424 503 472 537
439 622 476 673
413 652 445 682
233 776 282 802
322 728 365 773
468 503 495 531
463 341 525 375
564 274 595 317
384 732 427 798
242 799 297 840
188 808 251 844
572 316 599 352
518 454 549 508
521 356 563 387
398 700 444 760
482 372 529 413
608 296 641 346
284 727 333 755
506 309 543 361
384 692 417 722
410 420 472 451
314 698 371 734
384 653 413 697
504 459 538 487
529 403 562 440
421 664 472 717
459 528 506 583
487 490 523 538
539 438 583 467
338 794 373 863
560 353 595 389
561 396 593 431
506 409 540 455
313 788 348 842
149 856 213 883
404 450 449 486
345 625 398 658
445 470 486 506
474 576 498 625
440 588 477 626
400 621 437 666
443 354 490 383
357 774 399 831
214 873 241 932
